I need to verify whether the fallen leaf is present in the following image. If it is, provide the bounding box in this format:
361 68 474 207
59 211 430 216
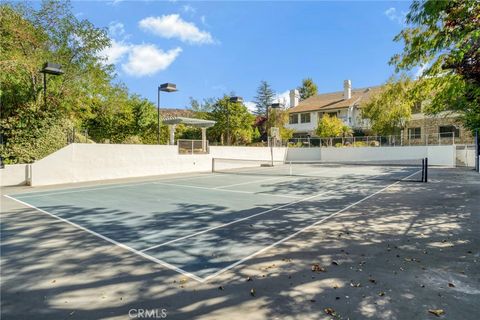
350 282 361 287
311 263 327 272
218 286 224 290
428 309 445 317
331 260 339 266
250 288 256 296
324 307 336 316
246 277 252 282
369 278 376 284
378 291 385 296
448 283 455 288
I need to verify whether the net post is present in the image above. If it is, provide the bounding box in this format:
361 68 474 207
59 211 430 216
424 157 428 183
212 158 215 173
422 158 425 182
475 128 479 173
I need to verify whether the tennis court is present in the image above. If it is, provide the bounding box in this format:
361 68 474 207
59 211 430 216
5 159 425 282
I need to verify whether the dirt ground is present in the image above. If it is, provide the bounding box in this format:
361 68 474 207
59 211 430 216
1 168 479 320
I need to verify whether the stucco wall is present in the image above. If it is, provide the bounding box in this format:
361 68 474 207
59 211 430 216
0 164 30 187
28 144 288 186
286 145 455 166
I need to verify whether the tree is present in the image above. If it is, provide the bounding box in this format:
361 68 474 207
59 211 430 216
362 78 420 135
209 96 255 145
266 108 294 140
298 78 318 101
253 81 275 117
316 114 345 138
390 0 480 132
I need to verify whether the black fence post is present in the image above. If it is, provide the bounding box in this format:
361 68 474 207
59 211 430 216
475 128 479 173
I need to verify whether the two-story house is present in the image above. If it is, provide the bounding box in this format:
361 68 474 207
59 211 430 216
286 80 472 144
286 80 381 138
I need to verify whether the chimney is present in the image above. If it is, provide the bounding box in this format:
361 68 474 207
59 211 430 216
343 80 352 100
289 89 299 108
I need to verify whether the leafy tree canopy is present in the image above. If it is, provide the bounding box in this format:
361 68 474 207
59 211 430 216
298 78 318 101
253 81 275 117
207 96 255 145
391 0 480 131
316 114 346 138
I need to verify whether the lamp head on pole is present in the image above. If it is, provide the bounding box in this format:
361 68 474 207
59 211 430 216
270 102 283 109
40 62 64 75
229 96 243 103
159 83 178 92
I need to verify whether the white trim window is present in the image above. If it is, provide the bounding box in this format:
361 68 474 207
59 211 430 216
300 113 311 123
289 114 299 124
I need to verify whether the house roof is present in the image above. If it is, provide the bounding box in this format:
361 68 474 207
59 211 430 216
289 86 383 113
159 108 194 118
162 116 216 128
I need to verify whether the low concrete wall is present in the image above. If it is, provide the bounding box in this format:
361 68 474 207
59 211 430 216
28 144 288 186
0 164 30 187
286 145 455 166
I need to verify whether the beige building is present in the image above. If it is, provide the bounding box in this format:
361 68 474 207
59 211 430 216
286 80 472 144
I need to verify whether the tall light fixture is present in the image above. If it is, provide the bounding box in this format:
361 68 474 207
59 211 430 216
40 62 64 109
157 83 178 144
228 96 243 145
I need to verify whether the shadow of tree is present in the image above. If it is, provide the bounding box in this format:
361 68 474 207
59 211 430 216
1 168 479 319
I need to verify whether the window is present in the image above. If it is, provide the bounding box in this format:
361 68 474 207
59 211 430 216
289 114 299 124
300 113 311 123
439 125 460 138
408 127 421 139
328 112 338 118
412 102 422 114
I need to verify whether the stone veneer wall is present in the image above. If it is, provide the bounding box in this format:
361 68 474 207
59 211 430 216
404 115 473 145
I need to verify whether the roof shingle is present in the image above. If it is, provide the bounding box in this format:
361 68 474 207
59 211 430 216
289 86 382 113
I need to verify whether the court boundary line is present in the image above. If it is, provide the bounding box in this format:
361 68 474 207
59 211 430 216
4 168 422 283
201 169 422 281
140 171 392 253
154 182 303 199
8 172 222 199
3 194 204 283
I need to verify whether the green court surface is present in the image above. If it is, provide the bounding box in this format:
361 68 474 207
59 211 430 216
6 164 422 282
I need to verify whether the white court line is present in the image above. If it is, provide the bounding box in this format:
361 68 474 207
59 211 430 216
140 173 386 253
213 175 290 189
10 172 220 199
201 169 422 282
3 195 204 283
154 182 303 199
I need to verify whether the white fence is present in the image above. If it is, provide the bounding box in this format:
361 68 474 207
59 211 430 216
286 145 456 167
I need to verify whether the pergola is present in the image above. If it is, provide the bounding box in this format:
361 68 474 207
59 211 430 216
162 116 216 151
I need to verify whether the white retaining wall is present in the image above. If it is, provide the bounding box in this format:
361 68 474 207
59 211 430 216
27 144 287 186
286 145 456 166
1 144 456 187
0 164 30 187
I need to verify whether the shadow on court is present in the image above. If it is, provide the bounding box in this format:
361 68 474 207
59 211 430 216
1 168 479 319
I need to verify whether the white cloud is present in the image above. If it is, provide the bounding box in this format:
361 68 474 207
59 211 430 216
139 14 214 44
100 39 130 65
244 101 256 113
108 21 125 38
275 90 291 108
182 5 196 14
385 7 406 25
122 45 182 77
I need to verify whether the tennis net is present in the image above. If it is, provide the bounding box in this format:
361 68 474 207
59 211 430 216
212 158 428 182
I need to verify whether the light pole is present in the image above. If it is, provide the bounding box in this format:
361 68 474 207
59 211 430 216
40 62 64 109
228 96 243 145
268 102 283 146
157 83 178 144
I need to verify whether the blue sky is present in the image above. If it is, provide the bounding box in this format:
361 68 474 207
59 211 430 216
71 0 413 110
